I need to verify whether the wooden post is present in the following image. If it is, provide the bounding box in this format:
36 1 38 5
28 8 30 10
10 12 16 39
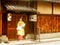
34 22 36 40
38 27 40 42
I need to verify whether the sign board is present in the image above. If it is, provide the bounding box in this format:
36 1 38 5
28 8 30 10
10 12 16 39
29 15 37 22
7 13 12 21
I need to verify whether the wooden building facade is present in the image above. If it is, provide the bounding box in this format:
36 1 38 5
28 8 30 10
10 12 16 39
0 0 60 40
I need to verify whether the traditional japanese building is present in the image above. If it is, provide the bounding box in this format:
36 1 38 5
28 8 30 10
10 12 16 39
0 0 60 41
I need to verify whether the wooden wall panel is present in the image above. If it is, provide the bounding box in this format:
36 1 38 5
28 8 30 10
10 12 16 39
37 15 52 33
7 14 16 39
37 2 52 14
52 16 58 32
37 15 60 33
58 16 60 32
53 3 60 14
27 21 34 34
0 12 2 36
7 28 16 39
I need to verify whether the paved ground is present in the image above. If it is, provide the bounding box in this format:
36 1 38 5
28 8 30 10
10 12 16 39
27 41 60 45
0 41 60 45
0 38 60 45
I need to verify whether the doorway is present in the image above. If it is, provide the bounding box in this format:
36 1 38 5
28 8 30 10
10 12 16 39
2 13 35 40
7 13 28 40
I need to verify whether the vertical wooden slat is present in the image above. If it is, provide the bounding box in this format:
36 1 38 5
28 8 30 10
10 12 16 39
0 0 2 36
0 12 2 36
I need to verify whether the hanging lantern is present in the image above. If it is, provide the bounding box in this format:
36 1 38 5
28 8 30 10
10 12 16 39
7 13 12 21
